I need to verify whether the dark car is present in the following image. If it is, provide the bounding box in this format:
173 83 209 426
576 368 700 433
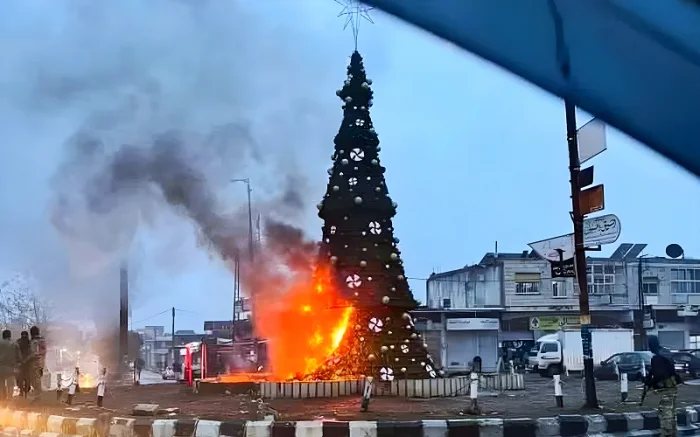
594 351 653 381
671 351 700 379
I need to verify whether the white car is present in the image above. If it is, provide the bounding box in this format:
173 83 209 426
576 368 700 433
161 368 176 380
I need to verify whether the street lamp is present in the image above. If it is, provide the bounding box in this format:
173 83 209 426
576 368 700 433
231 178 254 262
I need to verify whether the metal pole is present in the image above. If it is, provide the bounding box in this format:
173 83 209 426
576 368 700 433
171 307 175 367
637 257 648 350
246 181 254 263
565 100 598 408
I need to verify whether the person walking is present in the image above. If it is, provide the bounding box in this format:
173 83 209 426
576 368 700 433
0 330 17 400
28 326 46 399
16 332 31 397
644 335 682 437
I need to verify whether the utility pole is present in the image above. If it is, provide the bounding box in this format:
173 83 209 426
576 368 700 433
636 256 648 350
119 263 129 373
171 307 175 367
565 100 598 408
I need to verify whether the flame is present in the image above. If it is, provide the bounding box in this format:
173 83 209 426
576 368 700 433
253 263 354 380
79 373 96 388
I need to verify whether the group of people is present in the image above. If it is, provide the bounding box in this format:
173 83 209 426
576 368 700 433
0 326 46 400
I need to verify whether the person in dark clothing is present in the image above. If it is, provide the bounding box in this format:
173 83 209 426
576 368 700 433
645 335 682 437
16 331 31 398
0 330 17 400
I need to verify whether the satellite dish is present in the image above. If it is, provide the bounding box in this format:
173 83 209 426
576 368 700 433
666 244 684 259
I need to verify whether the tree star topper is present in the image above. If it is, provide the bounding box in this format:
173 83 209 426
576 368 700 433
335 0 374 50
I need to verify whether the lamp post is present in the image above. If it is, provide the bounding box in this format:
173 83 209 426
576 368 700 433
231 178 255 263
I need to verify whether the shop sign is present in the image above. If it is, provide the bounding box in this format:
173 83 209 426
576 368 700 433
446 318 500 331
529 316 580 331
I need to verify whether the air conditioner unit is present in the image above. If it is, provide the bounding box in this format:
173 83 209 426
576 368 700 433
677 305 699 317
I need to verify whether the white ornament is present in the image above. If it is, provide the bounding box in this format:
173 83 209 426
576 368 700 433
402 312 411 320
369 221 381 235
380 346 388 353
380 367 394 381
327 168 333 175
368 353 375 360
369 128 376 133
368 317 383 332
346 274 362 288
382 296 390 304
360 260 367 267
341 158 349 165
439 370 445 376
350 148 365 161
317 203 323 210
330 225 336 234
398 275 405 281
345 96 352 102
401 367 407 373
330 256 338 264
375 187 381 192
401 344 409 354
354 196 363 205
411 333 418 339
333 185 339 191
390 253 398 260
362 82 369 89
348 177 358 186
391 287 396 292
394 357 399 362
371 159 378 165
367 79 373 85
392 201 398 208
367 276 373 281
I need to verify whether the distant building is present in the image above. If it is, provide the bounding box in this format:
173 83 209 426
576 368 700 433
136 326 204 369
417 242 700 372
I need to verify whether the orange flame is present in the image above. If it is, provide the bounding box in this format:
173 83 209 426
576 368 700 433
253 263 353 380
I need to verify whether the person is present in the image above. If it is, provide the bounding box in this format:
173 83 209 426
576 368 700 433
16 331 31 397
0 330 17 400
28 326 46 399
644 335 682 437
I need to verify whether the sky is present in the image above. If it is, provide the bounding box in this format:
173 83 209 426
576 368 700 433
1 0 699 333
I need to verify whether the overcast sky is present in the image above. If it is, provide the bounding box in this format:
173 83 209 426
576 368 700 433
1 0 698 332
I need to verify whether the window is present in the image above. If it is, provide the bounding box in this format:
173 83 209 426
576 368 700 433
516 282 540 294
552 281 567 298
690 335 700 350
670 268 700 294
541 342 558 353
442 298 451 309
586 263 616 294
515 272 541 294
642 282 658 294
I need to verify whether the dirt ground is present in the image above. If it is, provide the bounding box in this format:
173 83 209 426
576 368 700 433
8 374 700 422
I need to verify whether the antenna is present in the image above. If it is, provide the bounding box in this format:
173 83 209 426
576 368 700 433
666 244 684 259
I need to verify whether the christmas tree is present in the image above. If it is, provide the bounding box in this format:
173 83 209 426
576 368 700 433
314 51 440 381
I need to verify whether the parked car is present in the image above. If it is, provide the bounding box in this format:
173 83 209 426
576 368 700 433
594 351 652 381
671 351 700 379
161 367 176 380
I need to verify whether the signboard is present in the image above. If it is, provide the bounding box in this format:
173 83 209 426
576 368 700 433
234 298 251 313
578 166 594 188
529 316 581 331
577 118 607 164
446 318 500 331
551 258 576 278
583 214 621 247
529 215 623 263
579 184 605 215
529 234 575 263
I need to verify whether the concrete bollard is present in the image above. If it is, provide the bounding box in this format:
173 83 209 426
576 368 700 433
620 372 628 402
96 368 107 407
554 374 564 407
469 372 479 410
360 376 373 412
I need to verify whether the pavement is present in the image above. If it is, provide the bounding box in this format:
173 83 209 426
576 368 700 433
4 373 699 422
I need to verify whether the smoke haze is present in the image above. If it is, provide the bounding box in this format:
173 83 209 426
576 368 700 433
0 0 387 338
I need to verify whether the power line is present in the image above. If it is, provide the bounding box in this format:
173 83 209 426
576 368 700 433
175 308 203 316
131 309 170 326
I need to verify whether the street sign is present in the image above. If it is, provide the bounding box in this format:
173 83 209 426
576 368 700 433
529 316 580 331
529 234 574 262
583 214 621 246
552 257 576 278
578 118 607 163
579 184 605 215
578 166 594 188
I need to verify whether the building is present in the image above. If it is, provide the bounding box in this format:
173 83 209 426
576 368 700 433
419 242 699 373
137 326 205 370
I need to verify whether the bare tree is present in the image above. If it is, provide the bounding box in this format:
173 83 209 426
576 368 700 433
0 273 52 330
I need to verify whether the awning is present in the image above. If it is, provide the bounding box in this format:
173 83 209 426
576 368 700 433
364 0 700 177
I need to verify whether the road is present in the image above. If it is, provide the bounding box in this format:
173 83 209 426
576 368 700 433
138 370 177 386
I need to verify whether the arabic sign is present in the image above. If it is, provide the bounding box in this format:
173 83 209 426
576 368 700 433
530 316 581 331
529 215 623 262
446 318 500 331
583 214 621 247
529 234 575 262
552 258 576 278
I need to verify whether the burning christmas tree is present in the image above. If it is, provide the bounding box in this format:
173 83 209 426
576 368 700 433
314 51 441 381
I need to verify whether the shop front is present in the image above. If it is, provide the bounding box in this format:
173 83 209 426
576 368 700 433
444 317 500 372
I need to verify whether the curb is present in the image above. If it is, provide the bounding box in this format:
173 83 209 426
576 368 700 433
0 406 697 437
